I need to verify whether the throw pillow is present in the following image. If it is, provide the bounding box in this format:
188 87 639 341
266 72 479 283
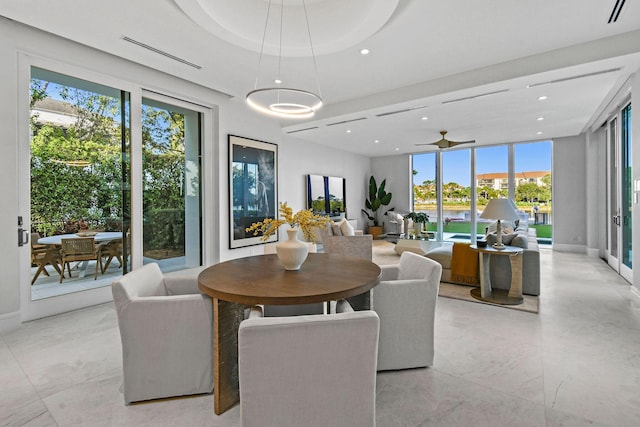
339 218 355 236
331 223 342 236
487 221 514 234
500 232 518 245
510 234 529 249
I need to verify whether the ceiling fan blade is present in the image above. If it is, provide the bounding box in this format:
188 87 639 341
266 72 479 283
448 140 475 147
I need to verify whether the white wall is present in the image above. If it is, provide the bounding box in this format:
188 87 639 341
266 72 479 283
552 134 587 252
219 100 371 260
0 18 370 331
370 155 411 231
584 127 607 258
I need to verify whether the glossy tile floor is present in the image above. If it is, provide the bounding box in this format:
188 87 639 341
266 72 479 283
2 250 640 426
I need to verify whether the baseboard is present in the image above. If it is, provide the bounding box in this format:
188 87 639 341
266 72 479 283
552 243 587 253
0 310 21 333
631 285 640 301
587 248 600 258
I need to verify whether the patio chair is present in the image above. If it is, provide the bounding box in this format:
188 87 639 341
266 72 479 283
60 237 102 282
31 232 62 285
99 238 125 273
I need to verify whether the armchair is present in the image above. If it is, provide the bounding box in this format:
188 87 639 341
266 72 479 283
111 263 213 404
373 251 442 370
238 307 379 427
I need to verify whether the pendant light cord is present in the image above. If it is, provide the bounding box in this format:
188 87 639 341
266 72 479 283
254 0 273 90
302 0 322 98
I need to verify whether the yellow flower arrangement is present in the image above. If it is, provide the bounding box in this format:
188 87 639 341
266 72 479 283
246 202 330 242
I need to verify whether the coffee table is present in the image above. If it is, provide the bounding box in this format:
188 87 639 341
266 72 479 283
394 237 449 255
198 253 381 414
469 245 524 305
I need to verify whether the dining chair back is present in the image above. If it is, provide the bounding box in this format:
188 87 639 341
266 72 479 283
322 234 374 311
60 237 102 282
238 309 380 427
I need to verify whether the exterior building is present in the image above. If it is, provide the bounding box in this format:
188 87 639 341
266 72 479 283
476 171 550 191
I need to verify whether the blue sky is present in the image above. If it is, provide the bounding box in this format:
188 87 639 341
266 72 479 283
412 141 552 186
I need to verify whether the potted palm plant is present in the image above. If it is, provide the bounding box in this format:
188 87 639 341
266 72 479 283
405 211 429 235
361 176 393 239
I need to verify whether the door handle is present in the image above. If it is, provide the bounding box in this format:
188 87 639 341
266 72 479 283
18 228 29 247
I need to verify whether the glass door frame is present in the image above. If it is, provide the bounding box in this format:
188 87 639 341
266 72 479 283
606 101 633 283
18 55 218 321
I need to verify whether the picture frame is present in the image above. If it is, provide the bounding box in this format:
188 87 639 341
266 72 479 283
228 135 278 249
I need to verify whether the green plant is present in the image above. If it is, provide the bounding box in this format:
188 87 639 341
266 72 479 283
361 176 393 226
405 211 429 223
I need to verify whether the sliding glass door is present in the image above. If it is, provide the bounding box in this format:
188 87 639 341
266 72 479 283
606 103 632 281
29 67 129 300
21 62 209 320
141 95 202 272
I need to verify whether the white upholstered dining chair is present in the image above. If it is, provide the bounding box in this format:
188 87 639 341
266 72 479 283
238 306 379 427
111 262 213 403
373 251 442 370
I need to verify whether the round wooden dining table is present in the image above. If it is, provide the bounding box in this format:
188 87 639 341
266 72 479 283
198 253 381 415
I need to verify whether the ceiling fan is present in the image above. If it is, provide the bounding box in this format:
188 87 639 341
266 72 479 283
415 130 476 149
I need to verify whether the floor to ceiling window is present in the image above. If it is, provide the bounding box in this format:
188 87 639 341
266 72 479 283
514 141 552 243
411 152 436 234
412 141 552 243
476 145 508 234
441 150 471 237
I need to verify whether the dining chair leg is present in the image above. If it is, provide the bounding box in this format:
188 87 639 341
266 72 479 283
94 257 101 280
32 262 47 285
59 262 66 283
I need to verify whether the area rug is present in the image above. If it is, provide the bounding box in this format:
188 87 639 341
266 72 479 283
372 240 539 314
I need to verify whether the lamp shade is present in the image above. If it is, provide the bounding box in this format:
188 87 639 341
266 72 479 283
480 198 519 221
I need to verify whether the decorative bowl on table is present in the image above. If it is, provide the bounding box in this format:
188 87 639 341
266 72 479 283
76 231 98 237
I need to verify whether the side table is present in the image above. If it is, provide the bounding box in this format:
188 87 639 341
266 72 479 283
469 245 524 305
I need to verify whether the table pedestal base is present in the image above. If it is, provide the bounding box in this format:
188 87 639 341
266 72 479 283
470 288 524 305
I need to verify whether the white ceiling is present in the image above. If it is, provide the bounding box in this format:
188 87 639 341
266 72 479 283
2 0 640 156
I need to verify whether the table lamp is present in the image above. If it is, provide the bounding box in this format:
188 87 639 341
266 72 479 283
479 198 519 249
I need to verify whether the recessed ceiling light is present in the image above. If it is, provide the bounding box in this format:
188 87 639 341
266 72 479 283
395 148 400 151
274 79 282 84
374 140 380 144
537 117 545 121
536 131 543 135
360 48 370 55
537 95 547 101
421 116 428 121
346 129 352 133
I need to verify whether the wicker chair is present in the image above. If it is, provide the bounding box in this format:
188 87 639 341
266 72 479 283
60 237 102 282
31 232 62 285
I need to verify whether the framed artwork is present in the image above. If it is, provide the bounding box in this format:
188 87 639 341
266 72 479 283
228 135 278 249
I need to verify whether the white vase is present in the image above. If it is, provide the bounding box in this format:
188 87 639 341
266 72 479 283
413 222 423 235
276 228 309 270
